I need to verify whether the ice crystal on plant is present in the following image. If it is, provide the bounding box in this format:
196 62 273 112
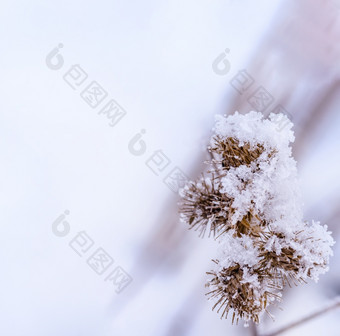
179 111 335 325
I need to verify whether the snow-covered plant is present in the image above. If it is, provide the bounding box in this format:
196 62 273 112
179 111 335 326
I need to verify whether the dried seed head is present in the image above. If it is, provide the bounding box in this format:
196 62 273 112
179 177 232 237
206 261 280 324
209 136 265 170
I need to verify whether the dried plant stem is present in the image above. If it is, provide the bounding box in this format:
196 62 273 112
261 297 340 336
250 322 258 336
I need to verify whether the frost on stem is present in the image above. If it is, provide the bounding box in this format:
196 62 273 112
179 111 335 326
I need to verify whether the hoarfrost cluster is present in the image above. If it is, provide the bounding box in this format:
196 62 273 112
179 111 335 325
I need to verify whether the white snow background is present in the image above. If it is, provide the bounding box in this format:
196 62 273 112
0 1 339 336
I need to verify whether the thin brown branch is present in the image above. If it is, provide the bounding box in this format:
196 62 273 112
250 322 259 336
261 297 340 336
